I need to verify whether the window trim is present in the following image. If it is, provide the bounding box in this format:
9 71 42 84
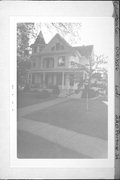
58 56 66 67
43 57 54 68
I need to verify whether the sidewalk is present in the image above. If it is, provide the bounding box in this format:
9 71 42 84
18 97 69 117
18 118 107 158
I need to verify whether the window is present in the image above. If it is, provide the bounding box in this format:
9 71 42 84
51 46 55 51
43 57 54 68
38 60 41 67
58 56 65 67
34 47 37 53
32 61 36 67
56 43 60 50
60 45 64 50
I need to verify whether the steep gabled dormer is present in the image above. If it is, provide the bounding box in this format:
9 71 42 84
30 31 46 55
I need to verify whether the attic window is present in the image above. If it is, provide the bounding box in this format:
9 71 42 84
56 43 61 50
51 46 55 51
51 43 64 51
60 44 64 50
56 43 64 50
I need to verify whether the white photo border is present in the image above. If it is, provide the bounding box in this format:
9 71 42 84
10 16 114 168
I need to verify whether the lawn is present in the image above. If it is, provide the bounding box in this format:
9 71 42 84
17 91 57 108
17 130 90 158
25 98 108 140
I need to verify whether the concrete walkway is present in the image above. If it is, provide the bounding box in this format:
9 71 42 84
18 118 107 158
18 97 69 117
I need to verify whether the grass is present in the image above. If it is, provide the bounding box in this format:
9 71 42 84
25 98 108 140
17 91 57 108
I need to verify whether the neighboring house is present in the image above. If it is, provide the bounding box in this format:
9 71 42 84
90 69 108 95
27 31 94 93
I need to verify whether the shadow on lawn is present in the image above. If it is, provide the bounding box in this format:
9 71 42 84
17 90 57 108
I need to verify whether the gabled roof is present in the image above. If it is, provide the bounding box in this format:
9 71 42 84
55 33 72 48
41 33 74 53
74 45 93 57
30 31 46 47
30 31 93 58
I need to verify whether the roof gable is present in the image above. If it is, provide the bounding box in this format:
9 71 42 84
30 31 93 59
74 45 93 57
41 33 74 54
30 31 46 47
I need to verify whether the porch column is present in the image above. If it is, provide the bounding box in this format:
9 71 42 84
43 71 45 88
66 73 70 89
83 71 85 80
27 72 30 84
28 73 32 88
53 73 56 86
62 72 64 89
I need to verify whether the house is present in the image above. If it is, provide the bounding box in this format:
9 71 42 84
27 31 94 94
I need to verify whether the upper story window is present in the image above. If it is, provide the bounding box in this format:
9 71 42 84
51 46 55 51
58 56 65 67
33 46 40 54
33 47 37 54
38 59 41 67
43 57 54 68
32 61 36 68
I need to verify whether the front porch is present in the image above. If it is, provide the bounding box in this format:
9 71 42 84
28 71 86 95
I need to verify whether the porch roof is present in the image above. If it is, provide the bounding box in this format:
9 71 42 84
28 68 87 73
74 45 93 57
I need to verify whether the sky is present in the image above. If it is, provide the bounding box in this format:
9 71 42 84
80 18 114 59
33 17 114 64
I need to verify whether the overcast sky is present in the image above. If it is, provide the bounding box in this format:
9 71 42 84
34 17 114 63
80 18 114 59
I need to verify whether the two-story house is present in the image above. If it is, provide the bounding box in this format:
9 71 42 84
27 31 94 93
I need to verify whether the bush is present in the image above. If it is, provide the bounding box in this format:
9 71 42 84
36 90 50 99
82 88 98 98
52 85 60 96
23 84 30 92
75 89 80 94
31 84 40 88
47 84 54 89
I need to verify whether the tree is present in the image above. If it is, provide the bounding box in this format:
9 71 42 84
87 54 108 88
17 23 35 89
70 54 108 110
33 23 81 45
84 54 108 110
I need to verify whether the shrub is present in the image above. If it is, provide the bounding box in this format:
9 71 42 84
36 90 50 99
75 89 80 94
52 85 60 96
23 84 30 92
82 88 98 98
